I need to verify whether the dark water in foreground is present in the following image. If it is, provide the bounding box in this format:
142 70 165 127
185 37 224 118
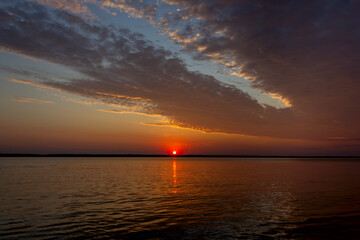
0 157 360 239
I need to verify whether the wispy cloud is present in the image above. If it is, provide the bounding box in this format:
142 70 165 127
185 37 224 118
95 92 151 102
264 92 292 108
97 109 163 118
8 78 53 89
102 0 157 22
13 96 54 104
31 0 95 17
140 122 226 135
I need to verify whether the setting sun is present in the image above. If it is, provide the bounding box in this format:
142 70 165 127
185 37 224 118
172 151 177 155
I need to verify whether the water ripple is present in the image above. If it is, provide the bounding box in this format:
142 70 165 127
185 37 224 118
0 157 360 239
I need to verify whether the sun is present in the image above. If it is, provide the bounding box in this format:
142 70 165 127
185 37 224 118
172 151 177 155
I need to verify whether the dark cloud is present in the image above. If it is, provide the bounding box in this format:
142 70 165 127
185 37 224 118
0 0 356 140
158 0 360 139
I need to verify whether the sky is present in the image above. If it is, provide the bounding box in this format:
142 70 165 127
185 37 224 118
0 0 360 155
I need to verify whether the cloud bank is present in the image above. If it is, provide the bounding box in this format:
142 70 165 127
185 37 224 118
1 0 359 141
155 0 360 138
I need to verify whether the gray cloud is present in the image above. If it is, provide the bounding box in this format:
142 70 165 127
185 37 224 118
0 0 355 140
156 0 360 138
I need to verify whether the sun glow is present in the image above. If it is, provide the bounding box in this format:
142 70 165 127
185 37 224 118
172 151 177 155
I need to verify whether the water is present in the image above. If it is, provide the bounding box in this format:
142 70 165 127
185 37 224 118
0 157 360 239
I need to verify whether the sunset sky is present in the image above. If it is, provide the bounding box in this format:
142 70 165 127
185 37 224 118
1 0 360 155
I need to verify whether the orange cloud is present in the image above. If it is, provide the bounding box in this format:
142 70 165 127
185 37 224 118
13 96 54 104
97 108 164 118
32 0 95 16
95 92 151 102
8 78 53 89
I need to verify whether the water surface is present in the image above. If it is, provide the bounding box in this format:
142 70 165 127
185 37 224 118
0 157 360 239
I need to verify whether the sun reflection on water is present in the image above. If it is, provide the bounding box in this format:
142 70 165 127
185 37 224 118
172 158 177 193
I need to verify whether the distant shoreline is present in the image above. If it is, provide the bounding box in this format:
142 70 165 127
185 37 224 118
0 154 359 158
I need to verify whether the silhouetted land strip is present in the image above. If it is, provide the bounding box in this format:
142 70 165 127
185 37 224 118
0 153 359 158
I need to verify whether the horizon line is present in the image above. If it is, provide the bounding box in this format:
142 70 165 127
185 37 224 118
0 153 359 158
